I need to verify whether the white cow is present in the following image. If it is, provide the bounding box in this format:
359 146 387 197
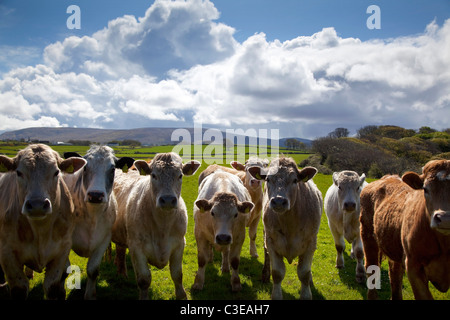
324 170 367 283
112 152 200 300
62 146 134 299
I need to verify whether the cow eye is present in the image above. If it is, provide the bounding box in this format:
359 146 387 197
423 186 429 194
16 170 23 177
54 170 60 177
234 213 238 218
210 211 215 217
293 178 298 184
151 173 157 180
178 174 183 180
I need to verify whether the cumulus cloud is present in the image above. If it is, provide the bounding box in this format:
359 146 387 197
0 0 449 138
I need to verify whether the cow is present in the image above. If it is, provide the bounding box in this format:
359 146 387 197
193 168 254 292
111 152 200 300
197 157 268 258
324 170 367 283
0 144 86 299
62 146 134 299
360 159 450 300
248 157 322 300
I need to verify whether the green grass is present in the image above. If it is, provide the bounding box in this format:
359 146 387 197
0 144 449 300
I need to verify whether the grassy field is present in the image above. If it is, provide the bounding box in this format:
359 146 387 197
0 143 449 300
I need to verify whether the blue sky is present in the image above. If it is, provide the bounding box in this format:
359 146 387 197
0 0 449 138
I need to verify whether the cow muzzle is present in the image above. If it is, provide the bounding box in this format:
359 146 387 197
87 190 106 204
215 233 232 246
158 195 178 210
431 211 450 235
22 197 52 220
343 201 356 213
269 196 289 213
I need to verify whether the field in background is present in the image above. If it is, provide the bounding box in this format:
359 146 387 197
0 143 448 300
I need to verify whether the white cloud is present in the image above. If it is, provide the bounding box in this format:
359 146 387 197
1 1 449 138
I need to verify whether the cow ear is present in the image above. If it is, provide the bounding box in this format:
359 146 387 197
402 172 424 190
332 172 339 186
248 166 266 180
182 160 201 176
359 173 366 186
59 157 87 174
298 166 317 183
133 160 151 176
116 157 135 173
230 161 246 171
195 199 213 213
63 152 82 159
0 155 16 172
238 201 254 214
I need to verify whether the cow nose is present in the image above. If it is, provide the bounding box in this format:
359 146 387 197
215 234 232 245
87 191 105 203
431 211 450 233
159 195 178 209
23 198 52 218
344 202 356 212
270 196 288 211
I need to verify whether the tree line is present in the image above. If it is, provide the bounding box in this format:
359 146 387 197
300 125 450 178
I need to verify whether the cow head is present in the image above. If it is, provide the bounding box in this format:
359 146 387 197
195 192 253 245
230 157 269 190
64 146 134 205
0 144 86 220
332 171 366 213
402 160 450 235
133 152 200 211
249 157 317 214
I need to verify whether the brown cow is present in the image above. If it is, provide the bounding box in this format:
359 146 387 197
111 152 200 299
360 160 450 300
249 157 322 300
0 144 86 299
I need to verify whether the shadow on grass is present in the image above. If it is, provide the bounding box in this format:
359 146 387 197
337 251 391 300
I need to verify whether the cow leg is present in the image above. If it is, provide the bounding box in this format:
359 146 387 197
261 229 271 283
248 215 260 258
297 250 314 300
44 256 69 300
1 258 29 300
229 241 244 292
405 257 433 300
360 205 380 300
85 238 111 300
193 237 209 291
221 246 230 273
270 251 285 300
329 222 345 268
169 243 187 300
388 259 404 300
114 244 128 278
129 247 151 300
261 245 271 283
352 237 366 283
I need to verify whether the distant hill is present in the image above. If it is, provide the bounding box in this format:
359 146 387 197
0 127 312 147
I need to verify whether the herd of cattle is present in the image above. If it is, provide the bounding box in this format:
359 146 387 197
0 144 448 300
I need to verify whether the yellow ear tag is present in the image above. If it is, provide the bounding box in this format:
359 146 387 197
256 173 262 180
0 163 7 172
245 207 251 213
66 164 74 174
140 168 146 176
122 164 128 173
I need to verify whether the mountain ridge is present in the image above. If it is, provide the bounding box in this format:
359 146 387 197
0 127 312 147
